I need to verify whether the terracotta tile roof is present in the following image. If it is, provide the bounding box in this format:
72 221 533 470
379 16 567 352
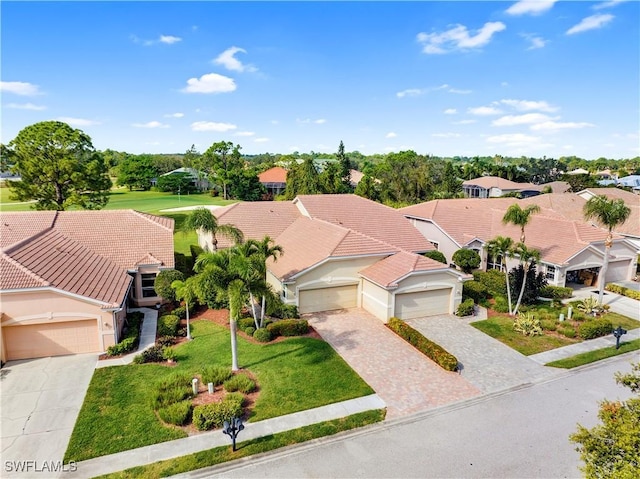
0 210 57 249
580 188 640 205
349 169 364 186
359 251 449 288
295 194 433 253
540 181 571 193
1 253 49 289
2 229 131 306
462 176 540 191
258 167 287 184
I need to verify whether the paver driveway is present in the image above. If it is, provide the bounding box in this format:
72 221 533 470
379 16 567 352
308 309 480 419
1 354 97 478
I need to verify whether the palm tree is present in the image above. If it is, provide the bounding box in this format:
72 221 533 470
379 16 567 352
511 243 541 316
486 236 514 315
502 204 541 244
171 277 197 340
184 207 243 251
249 237 283 327
583 195 631 304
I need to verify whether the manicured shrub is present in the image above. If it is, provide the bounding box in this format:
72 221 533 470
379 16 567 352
173 306 187 319
153 373 193 409
462 281 488 304
134 344 165 364
224 392 245 407
158 314 180 337
539 285 573 300
423 250 447 264
238 317 256 332
224 374 256 394
473 269 507 296
386 317 458 372
492 296 510 314
158 400 193 426
559 327 577 339
190 244 205 262
452 248 481 273
513 312 543 337
192 400 243 431
106 336 137 356
456 298 475 317
579 319 613 340
200 366 233 387
162 346 177 362
156 336 176 348
540 319 557 331
605 283 640 300
267 319 309 337
154 269 185 303
107 312 144 356
174 252 190 276
244 326 256 336
266 293 301 319
253 328 272 343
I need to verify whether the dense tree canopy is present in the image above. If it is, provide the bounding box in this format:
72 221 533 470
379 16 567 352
203 141 243 200
8 121 111 210
117 154 157 190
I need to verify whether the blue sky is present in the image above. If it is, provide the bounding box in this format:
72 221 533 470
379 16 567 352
2 1 638 159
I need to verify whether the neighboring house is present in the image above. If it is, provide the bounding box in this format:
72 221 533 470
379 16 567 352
198 194 468 321
566 168 590 175
349 169 364 187
462 176 542 198
539 181 571 193
258 166 287 197
400 198 637 289
158 167 210 191
615 175 640 190
0 210 174 361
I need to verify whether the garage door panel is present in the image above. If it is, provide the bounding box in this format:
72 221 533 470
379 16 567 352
394 288 451 319
299 285 358 314
604 260 631 284
5 320 99 360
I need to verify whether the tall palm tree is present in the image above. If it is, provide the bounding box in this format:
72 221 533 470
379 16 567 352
251 237 283 327
171 277 197 340
511 243 541 316
486 236 515 315
583 195 631 304
502 204 541 244
184 207 243 251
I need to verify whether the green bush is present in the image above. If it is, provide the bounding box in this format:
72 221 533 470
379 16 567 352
423 250 447 264
224 392 245 407
579 319 613 340
462 281 488 304
452 248 481 273
473 269 507 296
190 244 205 262
456 298 475 317
156 336 176 348
540 319 557 331
106 336 137 356
158 314 180 337
174 252 190 276
238 317 256 332
606 283 640 300
106 312 144 356
134 345 165 364
492 296 510 313
386 317 458 371
559 327 577 339
539 285 573 300
253 328 272 343
157 400 193 426
513 312 543 337
192 399 244 431
154 269 185 302
244 326 256 336
200 366 233 386
162 346 177 361
224 374 256 394
267 319 309 337
173 306 186 319
153 373 193 409
266 293 300 319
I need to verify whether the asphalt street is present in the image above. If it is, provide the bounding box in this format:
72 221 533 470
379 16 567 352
177 354 637 479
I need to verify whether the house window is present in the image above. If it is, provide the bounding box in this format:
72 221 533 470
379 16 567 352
546 265 556 281
141 273 157 298
488 254 503 271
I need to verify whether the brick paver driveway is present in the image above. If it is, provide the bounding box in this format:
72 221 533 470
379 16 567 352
308 309 480 419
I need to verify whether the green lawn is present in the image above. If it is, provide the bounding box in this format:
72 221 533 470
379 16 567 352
545 339 640 369
65 320 374 462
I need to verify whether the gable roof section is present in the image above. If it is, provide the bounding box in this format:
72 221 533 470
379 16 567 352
0 210 57 249
462 176 540 191
360 251 449 288
295 194 433 253
258 166 287 184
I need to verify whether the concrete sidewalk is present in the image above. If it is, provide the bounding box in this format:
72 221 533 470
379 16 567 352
95 308 158 368
65 394 385 479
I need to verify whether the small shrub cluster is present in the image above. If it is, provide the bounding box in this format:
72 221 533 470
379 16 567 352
559 327 577 338
576 297 601 315
162 346 177 362
192 396 244 431
200 366 233 386
539 285 573 300
605 283 640 300
157 400 193 426
174 252 190 276
106 312 144 356
238 317 257 332
456 298 475 317
223 374 256 394
158 314 180 337
540 319 557 331
153 373 193 409
386 317 458 371
473 269 507 296
190 244 205 261
513 312 543 337
462 281 488 304
253 328 272 343
133 344 165 364
422 250 447 264
156 336 176 348
492 296 510 313
579 319 613 340
267 294 300 319
267 319 309 337
245 326 256 336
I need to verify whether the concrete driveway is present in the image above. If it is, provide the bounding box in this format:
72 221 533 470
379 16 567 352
1 354 97 478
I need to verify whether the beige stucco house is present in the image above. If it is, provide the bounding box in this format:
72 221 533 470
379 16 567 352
198 194 468 322
462 176 543 199
0 210 174 362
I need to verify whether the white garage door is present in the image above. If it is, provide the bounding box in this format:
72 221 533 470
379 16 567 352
604 260 632 284
394 288 452 319
299 285 358 314
4 320 100 361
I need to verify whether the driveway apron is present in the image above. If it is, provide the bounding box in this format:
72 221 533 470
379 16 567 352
1 354 97 478
308 309 480 419
406 315 559 394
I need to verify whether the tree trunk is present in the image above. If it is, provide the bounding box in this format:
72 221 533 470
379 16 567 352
230 319 239 371
503 260 513 316
260 296 266 329
249 291 259 330
598 239 611 305
186 299 191 340
513 264 529 316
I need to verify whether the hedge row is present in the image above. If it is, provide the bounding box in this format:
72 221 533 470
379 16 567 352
578 319 613 340
267 319 309 337
605 283 640 300
192 395 244 431
456 298 475 317
106 312 144 356
386 317 459 372
462 281 488 304
539 285 573 300
472 269 507 296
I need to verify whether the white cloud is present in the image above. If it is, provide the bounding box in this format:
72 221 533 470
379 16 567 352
214 46 257 73
492 113 555 126
468 106 503 116
56 117 100 126
593 0 626 10
506 0 557 16
164 112 184 118
386 132 397 138
253 137 269 143
530 121 595 131
453 119 477 125
314 119 327 124
191 121 237 132
486 133 544 146
521 34 547 50
6 102 46 111
132 121 170 129
566 14 614 35
432 133 461 138
444 109 457 115
417 22 506 54
1 81 42 96
235 131 255 137
448 88 472 94
501 82 510 87
500 99 559 112
297 118 326 125
159 35 182 44
396 88 425 98
182 73 236 94
270 120 279 125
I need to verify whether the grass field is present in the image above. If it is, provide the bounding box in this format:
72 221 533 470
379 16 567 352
545 339 640 368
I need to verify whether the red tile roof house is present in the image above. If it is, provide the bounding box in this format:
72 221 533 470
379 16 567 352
400 198 638 289
197 194 469 321
0 210 174 362
462 176 543 199
258 166 288 198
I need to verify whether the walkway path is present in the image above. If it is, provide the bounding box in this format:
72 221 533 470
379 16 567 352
308 310 481 419
96 308 158 368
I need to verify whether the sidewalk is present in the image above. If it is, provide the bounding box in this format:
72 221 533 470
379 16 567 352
64 394 385 479
95 308 158 368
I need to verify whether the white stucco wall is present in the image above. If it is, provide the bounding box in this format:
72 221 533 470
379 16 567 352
406 218 459 265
